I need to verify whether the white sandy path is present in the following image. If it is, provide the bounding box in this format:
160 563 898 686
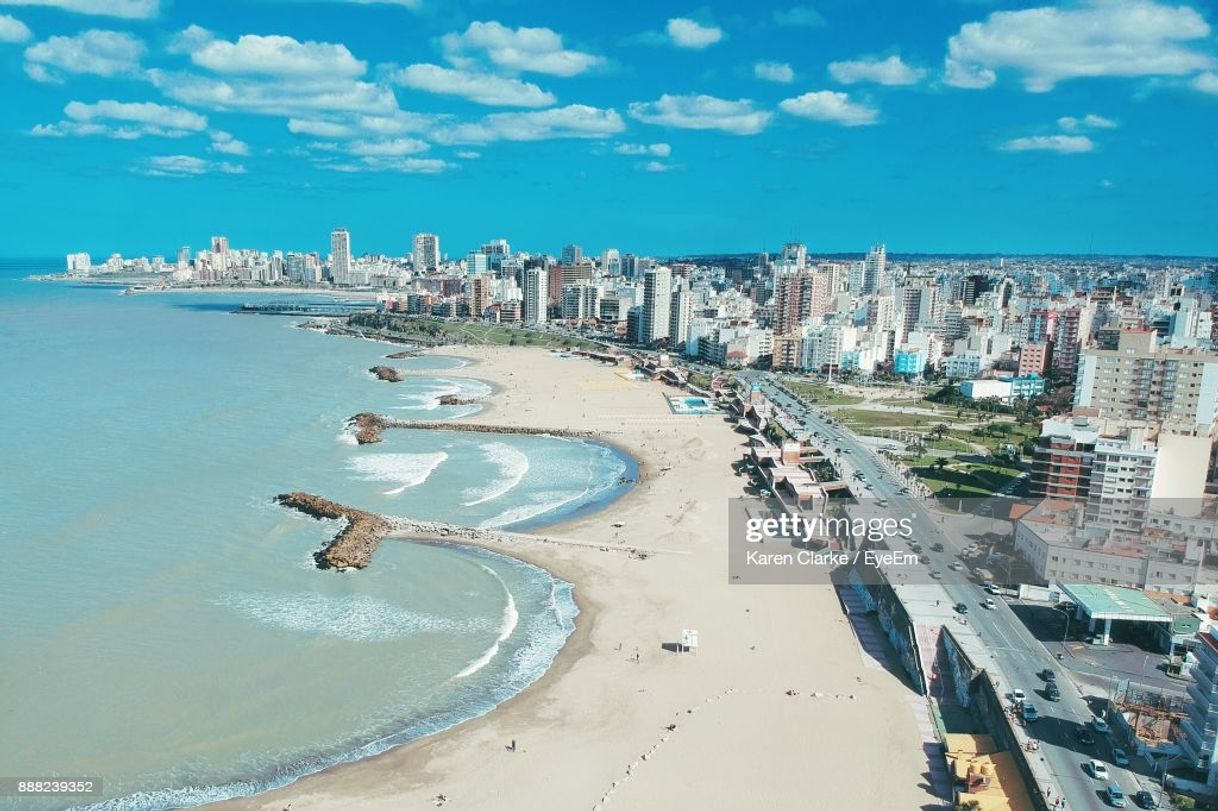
212 346 934 811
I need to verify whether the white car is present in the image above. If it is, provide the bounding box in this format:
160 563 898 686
1092 717 1111 734
983 598 996 609
1011 688 1026 703
1088 759 1110 780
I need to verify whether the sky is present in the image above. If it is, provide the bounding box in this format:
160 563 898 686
0 0 1215 260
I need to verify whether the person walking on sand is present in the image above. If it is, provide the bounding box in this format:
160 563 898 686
510 739 516 752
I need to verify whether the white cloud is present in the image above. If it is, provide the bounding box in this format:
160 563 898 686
0 13 31 42
1191 72 1218 95
666 18 722 49
442 20 602 77
945 0 1214 92
1000 134 1094 153
177 29 366 78
346 137 429 156
455 150 480 159
24 29 144 82
209 130 249 155
288 118 352 138
318 156 452 174
614 142 671 157
640 160 673 173
1058 113 1118 131
829 55 925 86
773 5 825 28
392 63 554 107
33 100 210 139
65 98 206 130
754 61 794 83
628 93 770 135
435 104 624 144
0 0 157 19
148 69 399 118
779 90 878 126
139 154 247 176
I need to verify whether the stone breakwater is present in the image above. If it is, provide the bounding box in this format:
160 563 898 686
369 365 405 382
346 412 599 445
274 492 392 570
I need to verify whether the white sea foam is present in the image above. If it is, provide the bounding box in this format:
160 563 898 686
335 429 358 446
215 592 489 642
392 377 491 412
454 564 519 678
347 451 447 495
462 442 530 506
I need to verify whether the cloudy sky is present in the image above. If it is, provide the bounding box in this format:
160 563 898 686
0 0 1215 258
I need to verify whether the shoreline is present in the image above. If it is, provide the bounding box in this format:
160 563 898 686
211 344 933 811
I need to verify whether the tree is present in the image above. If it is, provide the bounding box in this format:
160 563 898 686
934 457 949 472
931 423 950 440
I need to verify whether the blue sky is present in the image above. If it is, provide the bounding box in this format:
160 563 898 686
0 0 1215 259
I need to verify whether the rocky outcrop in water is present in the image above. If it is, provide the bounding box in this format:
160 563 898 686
274 492 391 570
345 412 597 445
438 395 478 405
369 365 405 382
385 350 421 359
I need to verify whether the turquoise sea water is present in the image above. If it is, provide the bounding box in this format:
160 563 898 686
0 262 633 810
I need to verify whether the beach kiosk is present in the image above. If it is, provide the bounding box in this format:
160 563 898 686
679 629 699 654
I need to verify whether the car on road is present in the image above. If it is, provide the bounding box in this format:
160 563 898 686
1092 717 1111 734
1076 727 1096 746
930 542 944 552
1088 760 1110 780
983 598 996 609
1112 748 1130 766
1106 783 1127 807
1040 668 1056 682
985 583 1000 595
1133 789 1157 808
930 570 942 579
956 602 969 614
1011 688 1026 703
1046 683 1061 702
949 562 963 571
1021 704 1039 722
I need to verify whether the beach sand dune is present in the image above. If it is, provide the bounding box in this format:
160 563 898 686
212 347 932 811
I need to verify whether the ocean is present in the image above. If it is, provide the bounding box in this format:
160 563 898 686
0 262 634 810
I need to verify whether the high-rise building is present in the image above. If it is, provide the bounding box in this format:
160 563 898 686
861 244 886 294
522 267 548 324
772 270 814 336
468 274 492 318
601 248 621 276
1051 304 1094 379
211 236 230 279
329 228 351 285
639 266 672 345
466 251 490 276
622 253 640 279
413 233 440 273
561 244 582 266
1075 329 1218 436
669 282 691 346
561 281 601 321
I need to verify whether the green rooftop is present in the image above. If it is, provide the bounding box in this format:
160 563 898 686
1059 583 1172 622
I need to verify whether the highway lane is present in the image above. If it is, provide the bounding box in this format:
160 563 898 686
746 373 1148 810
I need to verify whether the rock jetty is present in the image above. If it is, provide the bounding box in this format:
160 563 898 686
346 412 598 445
385 350 421 359
369 365 405 382
274 491 391 570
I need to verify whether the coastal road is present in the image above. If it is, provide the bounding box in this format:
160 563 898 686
744 372 1148 810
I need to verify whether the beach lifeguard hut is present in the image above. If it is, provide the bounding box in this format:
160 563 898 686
679 629 699 654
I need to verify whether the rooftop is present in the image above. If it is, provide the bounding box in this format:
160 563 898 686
1059 583 1172 622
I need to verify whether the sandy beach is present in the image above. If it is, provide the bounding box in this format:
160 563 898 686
212 346 933 811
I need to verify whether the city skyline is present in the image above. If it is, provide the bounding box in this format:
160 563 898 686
0 0 1216 257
